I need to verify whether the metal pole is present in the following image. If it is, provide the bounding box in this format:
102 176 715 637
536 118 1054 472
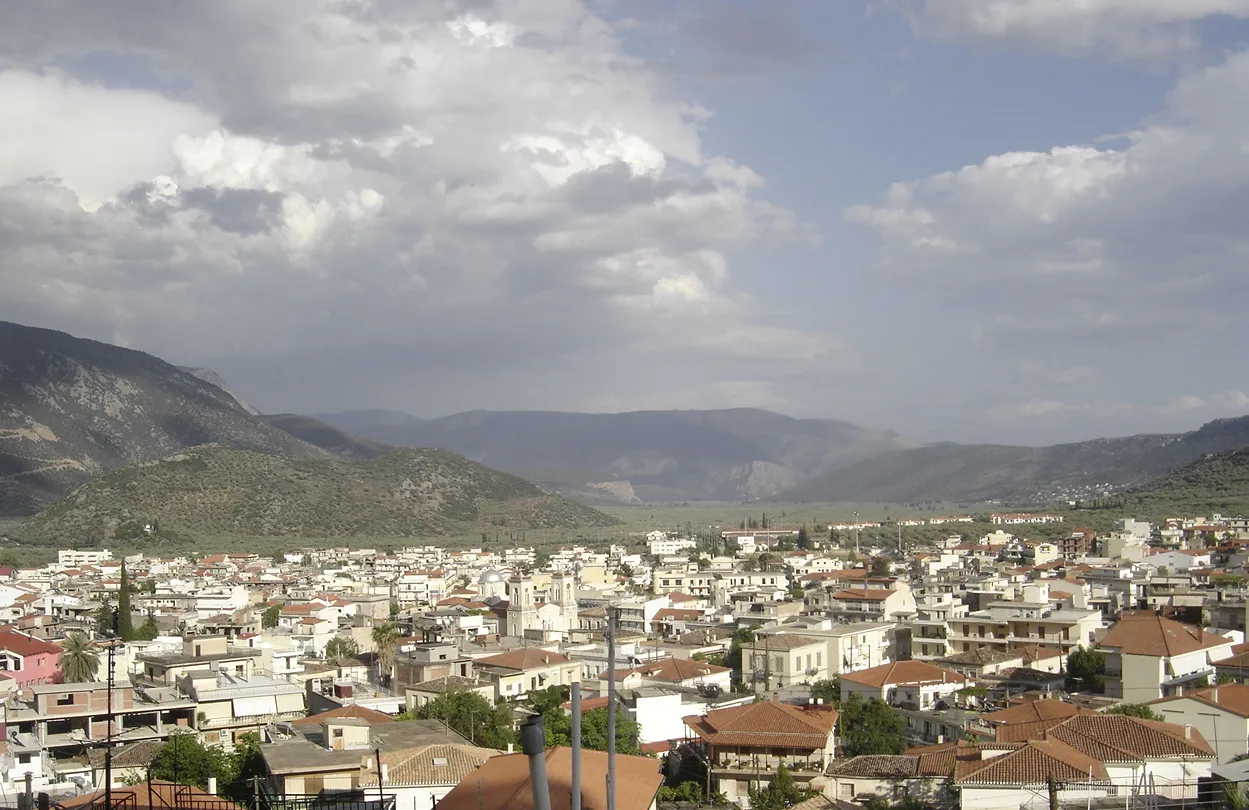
571 683 582 810
606 607 617 810
520 715 552 810
375 747 385 810
105 643 115 810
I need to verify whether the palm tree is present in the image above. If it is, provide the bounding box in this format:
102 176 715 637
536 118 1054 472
371 621 400 686
59 632 100 683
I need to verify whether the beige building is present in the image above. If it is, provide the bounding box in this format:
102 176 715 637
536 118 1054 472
1099 612 1235 702
474 647 580 700
137 636 262 685
744 634 829 692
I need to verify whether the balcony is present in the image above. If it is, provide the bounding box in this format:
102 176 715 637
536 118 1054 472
199 710 307 729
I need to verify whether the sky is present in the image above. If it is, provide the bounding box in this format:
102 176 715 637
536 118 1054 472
2 0 1249 446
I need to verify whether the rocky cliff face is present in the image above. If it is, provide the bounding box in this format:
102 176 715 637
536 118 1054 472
0 321 325 516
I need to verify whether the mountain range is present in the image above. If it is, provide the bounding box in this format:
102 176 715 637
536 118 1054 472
311 408 916 502
779 416 1249 504
5 320 1249 520
0 322 608 537
315 408 1249 505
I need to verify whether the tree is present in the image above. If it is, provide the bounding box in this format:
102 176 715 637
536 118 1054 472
117 561 134 641
838 695 907 756
577 707 641 754
133 613 160 641
59 632 100 683
748 764 807 810
1066 646 1105 693
417 690 515 749
724 626 756 682
371 621 400 685
526 684 569 717
796 526 810 551
261 605 280 629
809 678 840 706
148 732 234 791
94 597 118 637
868 556 893 577
1106 703 1163 721
324 636 361 661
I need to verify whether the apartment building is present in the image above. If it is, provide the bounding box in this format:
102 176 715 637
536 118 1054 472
138 635 262 685
181 671 306 749
684 699 838 806
0 630 63 690
1098 611 1235 702
473 647 580 701
5 681 195 787
945 587 1102 657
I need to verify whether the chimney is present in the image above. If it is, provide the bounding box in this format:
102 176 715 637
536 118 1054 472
381 764 389 783
1185 724 1192 739
772 692 780 704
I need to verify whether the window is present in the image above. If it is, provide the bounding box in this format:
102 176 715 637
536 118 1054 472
332 728 344 739
18 754 31 764
56 694 74 706
774 656 783 672
815 652 822 667
839 784 852 799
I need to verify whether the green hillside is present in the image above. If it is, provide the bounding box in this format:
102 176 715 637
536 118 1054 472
21 446 618 544
1116 448 1249 518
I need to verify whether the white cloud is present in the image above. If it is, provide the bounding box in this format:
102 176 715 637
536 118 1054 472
850 48 1249 342
0 0 844 411
1155 394 1207 415
907 0 1249 58
1213 390 1249 410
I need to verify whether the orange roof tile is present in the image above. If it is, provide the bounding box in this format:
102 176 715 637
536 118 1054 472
683 701 838 750
842 660 966 688
1099 612 1231 657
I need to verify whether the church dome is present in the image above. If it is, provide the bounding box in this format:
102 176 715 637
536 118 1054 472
478 568 505 585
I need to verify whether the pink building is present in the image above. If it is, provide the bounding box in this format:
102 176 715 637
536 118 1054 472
0 629 63 689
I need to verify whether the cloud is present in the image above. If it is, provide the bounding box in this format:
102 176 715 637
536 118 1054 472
1213 390 1249 410
1155 394 1207 415
0 1 845 414
905 0 1249 59
849 48 1249 344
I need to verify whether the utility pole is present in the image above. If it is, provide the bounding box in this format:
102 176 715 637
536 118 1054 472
105 642 116 810
606 606 618 810
853 511 861 556
1048 776 1059 810
375 748 385 810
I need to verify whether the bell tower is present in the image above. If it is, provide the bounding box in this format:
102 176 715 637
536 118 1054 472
506 575 536 638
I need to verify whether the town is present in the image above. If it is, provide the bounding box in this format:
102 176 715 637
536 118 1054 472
1 511 1248 810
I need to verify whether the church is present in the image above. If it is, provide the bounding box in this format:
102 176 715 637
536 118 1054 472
505 570 578 640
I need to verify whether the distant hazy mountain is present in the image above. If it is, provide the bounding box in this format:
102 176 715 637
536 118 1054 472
312 408 916 501
780 416 1249 504
0 321 334 516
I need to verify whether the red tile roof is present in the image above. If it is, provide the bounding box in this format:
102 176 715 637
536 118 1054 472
981 699 1095 725
842 660 966 688
477 648 571 671
293 705 396 726
437 748 661 810
1099 612 1231 657
684 701 838 750
0 629 62 658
